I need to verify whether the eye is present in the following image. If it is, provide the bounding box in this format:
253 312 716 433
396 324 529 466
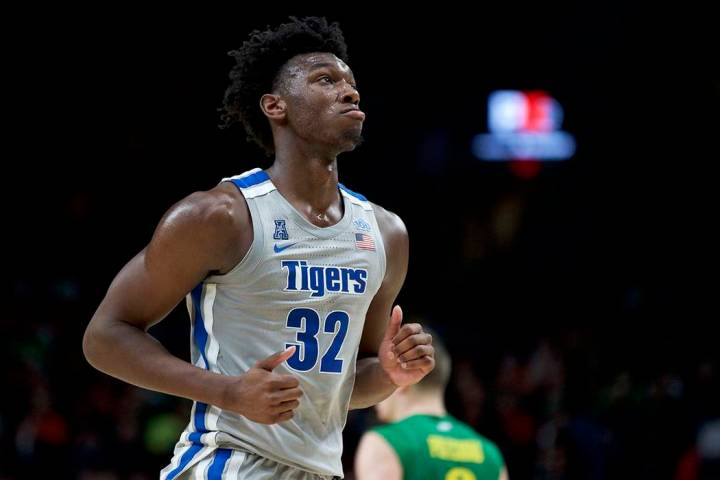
319 75 334 84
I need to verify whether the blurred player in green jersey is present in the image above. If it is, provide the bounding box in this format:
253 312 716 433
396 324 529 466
355 327 508 480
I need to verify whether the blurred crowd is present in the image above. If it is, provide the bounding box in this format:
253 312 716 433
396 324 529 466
3 295 717 479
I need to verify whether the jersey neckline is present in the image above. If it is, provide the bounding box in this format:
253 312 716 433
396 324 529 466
264 169 355 240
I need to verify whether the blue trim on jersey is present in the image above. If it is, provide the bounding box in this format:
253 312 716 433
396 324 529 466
208 449 232 479
191 284 210 369
338 183 368 202
190 283 210 434
194 402 208 432
188 431 204 445
165 443 203 480
231 170 270 189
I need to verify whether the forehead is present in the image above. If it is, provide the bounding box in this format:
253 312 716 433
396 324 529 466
286 52 353 76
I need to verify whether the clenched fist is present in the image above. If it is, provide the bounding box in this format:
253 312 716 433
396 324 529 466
218 346 303 424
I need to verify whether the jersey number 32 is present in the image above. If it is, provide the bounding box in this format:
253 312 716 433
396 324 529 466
284 308 349 374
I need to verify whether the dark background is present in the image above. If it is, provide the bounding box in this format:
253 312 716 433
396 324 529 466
4 6 718 479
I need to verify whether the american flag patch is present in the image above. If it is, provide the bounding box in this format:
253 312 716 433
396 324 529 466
355 233 376 251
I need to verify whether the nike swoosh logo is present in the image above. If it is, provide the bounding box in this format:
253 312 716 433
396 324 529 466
274 242 298 253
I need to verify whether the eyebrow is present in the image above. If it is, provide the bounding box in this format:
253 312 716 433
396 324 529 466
308 62 341 72
307 62 356 84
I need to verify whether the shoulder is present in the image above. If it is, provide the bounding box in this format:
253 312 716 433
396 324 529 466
370 202 408 258
358 425 392 449
355 430 402 480
358 429 398 454
457 421 505 469
370 202 407 238
149 181 251 273
158 182 247 234
480 435 506 468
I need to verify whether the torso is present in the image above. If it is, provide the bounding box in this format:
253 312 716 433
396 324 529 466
172 168 389 477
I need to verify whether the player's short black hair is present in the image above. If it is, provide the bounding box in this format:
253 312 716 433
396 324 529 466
220 16 349 155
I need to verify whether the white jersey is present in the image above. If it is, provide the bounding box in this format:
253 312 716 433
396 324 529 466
161 168 386 478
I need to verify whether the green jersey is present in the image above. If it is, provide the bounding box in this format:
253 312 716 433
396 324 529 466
372 414 505 480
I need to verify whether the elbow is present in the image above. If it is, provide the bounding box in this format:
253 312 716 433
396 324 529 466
82 315 106 370
82 321 98 367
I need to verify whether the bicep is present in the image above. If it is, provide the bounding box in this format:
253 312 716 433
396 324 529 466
92 191 242 332
355 432 402 480
360 273 402 354
95 245 208 331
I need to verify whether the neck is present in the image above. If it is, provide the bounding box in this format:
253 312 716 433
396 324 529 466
393 393 447 422
267 143 343 227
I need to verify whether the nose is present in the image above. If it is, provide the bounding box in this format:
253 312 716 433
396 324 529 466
339 82 360 105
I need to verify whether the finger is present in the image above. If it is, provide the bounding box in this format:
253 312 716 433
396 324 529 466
383 305 403 342
270 399 300 414
398 355 435 371
271 374 300 390
393 332 432 357
270 387 303 404
392 323 422 345
275 410 295 423
396 344 434 363
255 346 296 371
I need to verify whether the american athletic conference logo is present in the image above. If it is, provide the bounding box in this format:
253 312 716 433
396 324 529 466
273 219 289 240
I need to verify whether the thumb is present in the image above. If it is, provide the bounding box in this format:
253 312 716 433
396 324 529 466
383 305 403 342
255 346 296 371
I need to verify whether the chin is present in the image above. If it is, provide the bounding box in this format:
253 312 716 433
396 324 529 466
340 132 364 151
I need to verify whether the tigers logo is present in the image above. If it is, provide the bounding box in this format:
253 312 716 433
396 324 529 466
281 260 367 297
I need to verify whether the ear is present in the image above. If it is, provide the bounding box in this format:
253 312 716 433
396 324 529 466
260 94 287 121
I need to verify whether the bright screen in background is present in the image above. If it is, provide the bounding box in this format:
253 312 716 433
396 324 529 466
472 90 576 162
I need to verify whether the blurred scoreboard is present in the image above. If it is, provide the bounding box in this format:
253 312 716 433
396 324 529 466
472 90 576 162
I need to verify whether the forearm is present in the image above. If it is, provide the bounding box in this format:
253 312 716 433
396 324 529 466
83 316 228 406
349 357 397 409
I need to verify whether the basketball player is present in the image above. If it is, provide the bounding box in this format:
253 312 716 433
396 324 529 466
82 16 435 480
355 330 508 480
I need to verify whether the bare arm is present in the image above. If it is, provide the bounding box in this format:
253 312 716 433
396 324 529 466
354 431 402 480
82 184 302 424
350 205 434 409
